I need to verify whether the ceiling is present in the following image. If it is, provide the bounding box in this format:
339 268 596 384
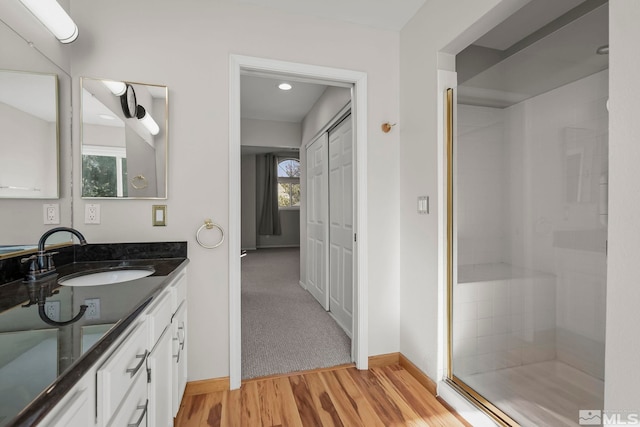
474 0 586 50
459 3 608 108
226 0 427 31
241 75 328 123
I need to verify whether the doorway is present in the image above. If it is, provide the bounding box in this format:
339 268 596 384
229 55 369 389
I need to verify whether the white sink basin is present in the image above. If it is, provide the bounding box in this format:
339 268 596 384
60 268 154 287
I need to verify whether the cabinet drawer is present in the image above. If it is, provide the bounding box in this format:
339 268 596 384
97 320 148 425
106 366 148 427
170 272 187 311
148 292 172 347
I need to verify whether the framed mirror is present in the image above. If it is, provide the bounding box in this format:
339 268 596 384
81 78 168 199
0 70 59 199
0 18 73 259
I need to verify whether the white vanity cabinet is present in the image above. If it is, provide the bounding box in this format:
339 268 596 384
146 291 174 427
41 266 188 427
39 374 94 427
169 272 188 417
97 321 149 425
172 300 188 416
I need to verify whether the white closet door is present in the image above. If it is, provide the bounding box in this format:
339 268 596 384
305 133 329 309
328 115 354 336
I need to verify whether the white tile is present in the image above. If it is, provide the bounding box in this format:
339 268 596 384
478 318 493 337
457 301 478 321
477 336 496 355
478 299 493 319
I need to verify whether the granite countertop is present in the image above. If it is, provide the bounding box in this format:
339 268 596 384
0 242 188 427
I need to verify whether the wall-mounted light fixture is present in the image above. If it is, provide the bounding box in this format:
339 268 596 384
102 80 127 96
18 0 79 44
136 106 160 136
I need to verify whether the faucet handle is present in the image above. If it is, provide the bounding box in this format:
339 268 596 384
45 252 59 270
21 255 39 278
20 254 37 264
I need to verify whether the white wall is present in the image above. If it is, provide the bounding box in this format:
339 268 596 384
605 0 640 412
0 103 57 199
241 118 301 149
301 86 351 144
399 0 512 381
456 105 508 266
70 0 400 381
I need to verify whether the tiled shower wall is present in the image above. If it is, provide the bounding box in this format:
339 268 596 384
455 70 608 379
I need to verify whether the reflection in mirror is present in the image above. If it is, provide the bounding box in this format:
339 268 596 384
81 78 168 199
0 17 72 259
0 70 58 199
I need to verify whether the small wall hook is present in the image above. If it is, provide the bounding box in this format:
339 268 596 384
381 122 396 133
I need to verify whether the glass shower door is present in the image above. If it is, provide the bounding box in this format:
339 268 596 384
447 4 608 425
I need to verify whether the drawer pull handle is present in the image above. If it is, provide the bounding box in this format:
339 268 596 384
178 323 186 349
127 399 148 427
126 350 148 378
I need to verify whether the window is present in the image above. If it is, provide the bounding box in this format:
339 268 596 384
277 158 300 208
82 145 128 197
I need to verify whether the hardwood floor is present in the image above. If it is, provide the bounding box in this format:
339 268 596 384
176 364 470 426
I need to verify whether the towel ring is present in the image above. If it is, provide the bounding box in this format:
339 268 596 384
196 219 225 249
131 174 148 190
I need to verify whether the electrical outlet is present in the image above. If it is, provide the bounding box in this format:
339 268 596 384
84 298 101 320
85 204 101 224
44 301 60 322
43 203 60 225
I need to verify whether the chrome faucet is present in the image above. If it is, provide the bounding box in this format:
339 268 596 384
23 227 88 281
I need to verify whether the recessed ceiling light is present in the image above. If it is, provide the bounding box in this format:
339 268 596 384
278 83 292 91
98 114 116 120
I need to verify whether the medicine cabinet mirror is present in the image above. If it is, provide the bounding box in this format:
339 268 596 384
0 69 59 199
81 77 168 199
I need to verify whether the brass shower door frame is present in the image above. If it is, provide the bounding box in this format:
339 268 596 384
444 87 520 427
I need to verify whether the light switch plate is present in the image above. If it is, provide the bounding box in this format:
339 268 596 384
152 205 166 226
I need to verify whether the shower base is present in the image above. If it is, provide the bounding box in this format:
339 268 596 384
462 360 603 426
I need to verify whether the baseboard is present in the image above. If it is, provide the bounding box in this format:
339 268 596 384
184 377 230 396
368 352 400 368
188 353 436 399
298 280 307 290
399 354 437 396
367 352 437 397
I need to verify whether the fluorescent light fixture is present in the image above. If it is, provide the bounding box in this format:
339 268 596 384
102 80 127 96
18 0 79 44
278 83 292 91
136 106 160 136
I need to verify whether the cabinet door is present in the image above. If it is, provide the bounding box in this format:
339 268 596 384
172 301 187 417
97 321 148 425
148 325 173 427
43 386 92 427
106 366 148 427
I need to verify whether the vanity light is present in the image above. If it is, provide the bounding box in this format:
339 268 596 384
102 80 127 96
136 106 160 136
278 83 292 91
17 0 79 44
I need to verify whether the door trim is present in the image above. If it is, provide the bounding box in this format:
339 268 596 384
229 54 368 389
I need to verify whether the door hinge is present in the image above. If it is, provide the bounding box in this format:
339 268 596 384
354 233 357 242
147 367 151 384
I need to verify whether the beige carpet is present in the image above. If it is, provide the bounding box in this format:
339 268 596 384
241 248 351 379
